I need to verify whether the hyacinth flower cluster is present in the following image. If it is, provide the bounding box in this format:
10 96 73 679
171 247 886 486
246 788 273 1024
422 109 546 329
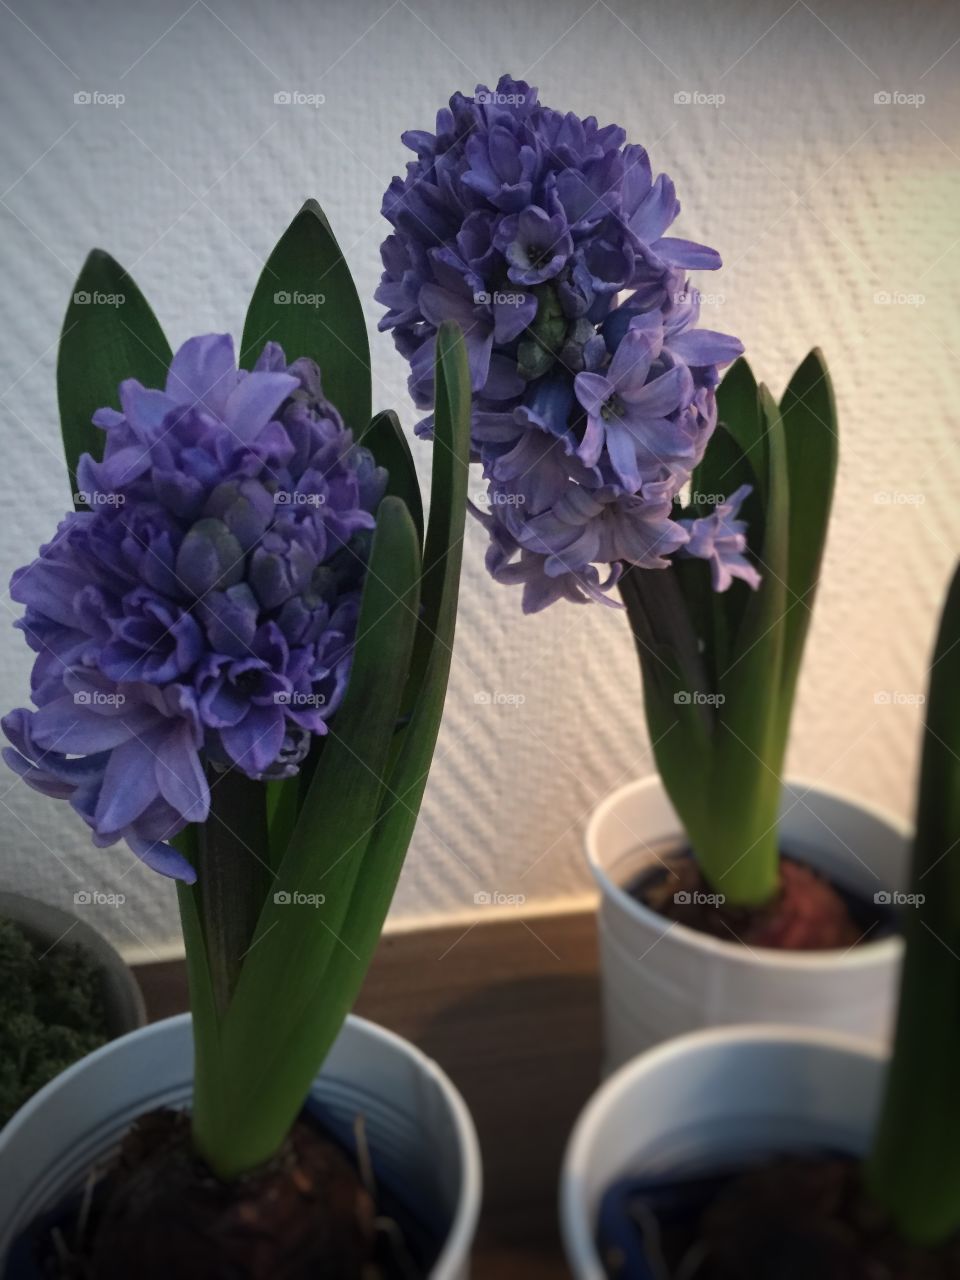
378 74 753 612
2 203 471 1185
383 82 840 918
3 334 384 884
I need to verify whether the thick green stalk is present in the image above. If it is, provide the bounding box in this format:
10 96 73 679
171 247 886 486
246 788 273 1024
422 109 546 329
195 768 273 1018
865 563 960 1245
619 564 780 906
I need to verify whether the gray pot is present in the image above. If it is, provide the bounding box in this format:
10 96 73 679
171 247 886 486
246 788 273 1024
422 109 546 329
0 891 146 1036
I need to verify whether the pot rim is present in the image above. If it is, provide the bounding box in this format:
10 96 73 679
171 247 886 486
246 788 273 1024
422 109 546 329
0 1011 482 1280
585 775 909 971
0 889 146 1032
560 1023 887 1279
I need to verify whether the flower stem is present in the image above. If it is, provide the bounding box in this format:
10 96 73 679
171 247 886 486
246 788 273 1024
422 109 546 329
196 768 273 1018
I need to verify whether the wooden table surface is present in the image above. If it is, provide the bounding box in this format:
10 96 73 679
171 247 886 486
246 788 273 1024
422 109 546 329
134 908 603 1280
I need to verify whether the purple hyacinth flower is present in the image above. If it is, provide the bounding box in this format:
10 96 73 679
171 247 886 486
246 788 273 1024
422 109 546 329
380 75 752 614
462 125 540 211
574 321 693 490
495 206 573 286
680 484 762 592
4 333 384 880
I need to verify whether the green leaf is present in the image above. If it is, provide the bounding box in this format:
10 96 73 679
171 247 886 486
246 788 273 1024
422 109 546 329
686 422 763 682
207 495 421 1177
360 409 424 547
713 357 767 507
778 349 838 704
57 251 171 502
618 564 715 859
240 200 371 433
264 777 300 869
867 562 960 1244
707 384 789 904
313 320 471 1022
173 826 225 1165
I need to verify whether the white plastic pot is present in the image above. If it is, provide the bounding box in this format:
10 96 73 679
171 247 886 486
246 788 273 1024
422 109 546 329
561 1024 885 1280
0 1013 482 1279
586 777 910 1070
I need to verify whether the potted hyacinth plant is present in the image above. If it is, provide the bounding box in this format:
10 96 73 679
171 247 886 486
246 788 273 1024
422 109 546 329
378 75 910 1064
0 202 481 1280
560 562 960 1280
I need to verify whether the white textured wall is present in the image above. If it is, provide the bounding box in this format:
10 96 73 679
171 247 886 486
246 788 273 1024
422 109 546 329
0 0 957 957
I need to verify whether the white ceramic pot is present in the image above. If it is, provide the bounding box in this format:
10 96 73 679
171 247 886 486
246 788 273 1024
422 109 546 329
586 777 910 1070
0 1013 482 1279
560 1024 885 1280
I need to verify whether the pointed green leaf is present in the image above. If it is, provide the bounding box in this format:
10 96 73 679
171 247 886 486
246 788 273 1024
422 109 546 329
778 349 838 703
57 251 171 502
240 200 370 433
297 320 471 1053
867 562 960 1244
708 384 789 903
210 495 421 1176
360 408 424 547
712 357 767 506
